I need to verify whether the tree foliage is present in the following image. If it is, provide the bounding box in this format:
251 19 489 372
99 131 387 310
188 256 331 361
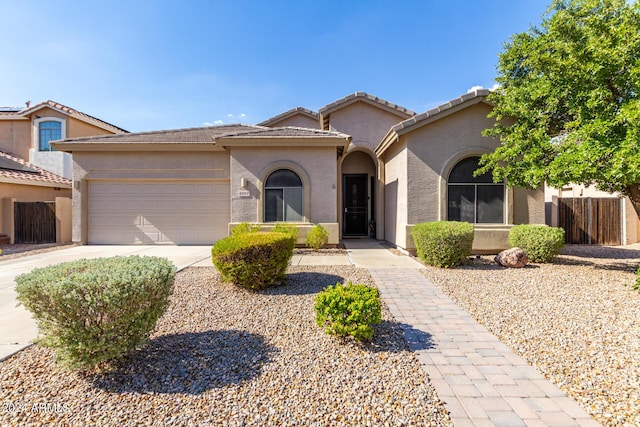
479 0 640 216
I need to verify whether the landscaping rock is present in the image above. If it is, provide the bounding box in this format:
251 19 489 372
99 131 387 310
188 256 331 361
494 247 529 268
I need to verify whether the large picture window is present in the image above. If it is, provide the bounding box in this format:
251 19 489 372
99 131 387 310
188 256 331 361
38 120 62 151
447 156 504 223
264 169 303 222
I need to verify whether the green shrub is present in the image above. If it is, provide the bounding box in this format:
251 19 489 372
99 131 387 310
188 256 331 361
315 282 381 341
635 265 640 291
305 224 329 250
231 222 261 235
411 221 474 268
15 256 176 371
508 224 565 263
211 232 295 290
272 222 298 242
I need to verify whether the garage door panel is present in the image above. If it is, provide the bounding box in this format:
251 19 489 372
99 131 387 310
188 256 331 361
88 181 229 244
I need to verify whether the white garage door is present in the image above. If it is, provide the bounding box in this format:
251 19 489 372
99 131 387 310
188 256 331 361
88 181 229 244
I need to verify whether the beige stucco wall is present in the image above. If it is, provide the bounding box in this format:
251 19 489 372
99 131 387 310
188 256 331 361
230 147 338 224
381 139 407 247
382 102 545 253
328 102 407 153
267 115 319 129
0 120 31 159
70 150 229 243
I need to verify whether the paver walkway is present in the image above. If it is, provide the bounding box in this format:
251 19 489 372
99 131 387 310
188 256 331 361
369 267 601 427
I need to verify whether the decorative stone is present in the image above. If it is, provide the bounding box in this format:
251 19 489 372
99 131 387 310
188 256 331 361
494 247 529 268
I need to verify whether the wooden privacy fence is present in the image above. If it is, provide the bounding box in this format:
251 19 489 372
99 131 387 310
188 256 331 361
14 202 56 244
558 197 621 245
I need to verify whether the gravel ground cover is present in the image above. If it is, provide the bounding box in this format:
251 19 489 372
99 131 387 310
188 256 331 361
420 244 640 427
0 243 75 262
1 266 452 427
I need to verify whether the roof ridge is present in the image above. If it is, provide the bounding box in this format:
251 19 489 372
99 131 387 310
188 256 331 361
256 106 318 127
318 91 416 116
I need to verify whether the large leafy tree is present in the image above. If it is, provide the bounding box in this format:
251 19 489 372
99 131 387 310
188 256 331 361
479 0 640 217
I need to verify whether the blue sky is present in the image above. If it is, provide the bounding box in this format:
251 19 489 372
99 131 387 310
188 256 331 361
1 1 549 132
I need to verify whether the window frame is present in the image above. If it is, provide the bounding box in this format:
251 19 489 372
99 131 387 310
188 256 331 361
264 169 304 222
446 156 505 224
34 117 65 152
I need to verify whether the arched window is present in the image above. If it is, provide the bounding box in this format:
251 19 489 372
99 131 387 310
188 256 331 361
447 156 504 223
265 169 303 222
37 120 62 151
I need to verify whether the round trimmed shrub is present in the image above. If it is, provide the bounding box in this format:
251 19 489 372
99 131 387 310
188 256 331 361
211 231 295 290
15 256 176 371
305 224 329 250
411 221 474 268
315 282 381 341
508 224 565 263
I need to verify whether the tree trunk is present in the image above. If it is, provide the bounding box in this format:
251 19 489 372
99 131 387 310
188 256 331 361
628 184 640 219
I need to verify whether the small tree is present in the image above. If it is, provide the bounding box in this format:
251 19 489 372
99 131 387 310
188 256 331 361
478 0 640 218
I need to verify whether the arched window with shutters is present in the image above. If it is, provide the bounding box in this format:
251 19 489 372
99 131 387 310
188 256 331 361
264 169 303 222
447 156 504 223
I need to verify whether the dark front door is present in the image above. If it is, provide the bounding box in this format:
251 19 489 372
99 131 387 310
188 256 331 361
343 174 368 236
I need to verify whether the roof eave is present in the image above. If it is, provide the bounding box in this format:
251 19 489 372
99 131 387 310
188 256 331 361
0 176 71 189
216 136 351 149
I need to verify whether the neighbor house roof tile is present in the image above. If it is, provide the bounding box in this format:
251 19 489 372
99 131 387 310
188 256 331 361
318 92 416 117
0 150 71 187
214 126 350 139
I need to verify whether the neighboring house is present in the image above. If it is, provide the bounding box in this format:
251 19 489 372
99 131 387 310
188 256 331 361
0 101 127 243
53 90 546 253
546 184 640 245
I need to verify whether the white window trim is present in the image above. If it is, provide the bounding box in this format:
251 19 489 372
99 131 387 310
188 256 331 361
33 117 66 152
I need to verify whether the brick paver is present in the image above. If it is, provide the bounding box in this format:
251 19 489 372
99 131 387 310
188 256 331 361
369 268 601 427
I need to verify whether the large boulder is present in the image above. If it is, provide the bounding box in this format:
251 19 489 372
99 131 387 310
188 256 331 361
495 247 529 268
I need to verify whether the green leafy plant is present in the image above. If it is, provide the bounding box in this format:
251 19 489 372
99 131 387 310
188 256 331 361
508 224 565 263
211 231 295 290
411 221 474 268
315 282 381 341
305 224 329 250
272 222 298 242
231 222 261 235
635 265 640 291
15 256 176 371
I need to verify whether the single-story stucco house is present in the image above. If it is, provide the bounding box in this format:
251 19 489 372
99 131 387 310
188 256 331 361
52 89 545 253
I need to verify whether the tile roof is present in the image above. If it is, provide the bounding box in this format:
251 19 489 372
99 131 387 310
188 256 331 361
0 150 71 187
390 89 491 134
214 126 350 139
256 107 319 127
375 89 492 157
319 92 416 117
55 124 258 144
0 100 128 133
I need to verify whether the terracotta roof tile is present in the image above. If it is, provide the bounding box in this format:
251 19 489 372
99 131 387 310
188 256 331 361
0 151 71 187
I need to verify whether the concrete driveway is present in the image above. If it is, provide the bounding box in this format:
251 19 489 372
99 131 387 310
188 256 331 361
0 245 212 361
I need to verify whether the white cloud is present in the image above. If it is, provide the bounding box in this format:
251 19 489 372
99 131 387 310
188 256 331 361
467 85 485 93
240 113 247 118
203 122 214 126
490 83 501 91
214 120 224 125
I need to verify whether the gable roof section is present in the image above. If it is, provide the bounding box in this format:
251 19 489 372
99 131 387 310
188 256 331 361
257 107 319 127
0 100 128 134
375 89 492 157
0 150 71 188
214 126 351 149
52 124 258 151
318 92 415 129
